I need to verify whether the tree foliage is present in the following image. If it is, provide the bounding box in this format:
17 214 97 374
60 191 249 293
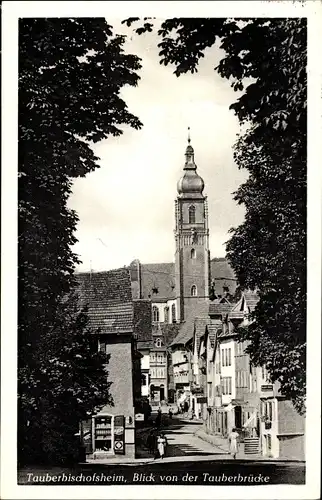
19 18 142 464
125 17 307 412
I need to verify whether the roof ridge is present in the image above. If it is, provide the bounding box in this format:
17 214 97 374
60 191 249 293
76 267 130 275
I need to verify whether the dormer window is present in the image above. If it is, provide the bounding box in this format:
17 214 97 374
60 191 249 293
191 285 197 297
189 205 196 224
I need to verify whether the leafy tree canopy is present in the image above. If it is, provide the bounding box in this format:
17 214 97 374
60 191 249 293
19 18 142 464
124 17 306 413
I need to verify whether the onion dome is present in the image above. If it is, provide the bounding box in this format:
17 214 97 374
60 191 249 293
177 129 205 197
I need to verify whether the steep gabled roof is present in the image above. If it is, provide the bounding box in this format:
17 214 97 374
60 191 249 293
140 263 176 301
170 321 193 347
206 320 222 347
243 291 260 312
76 268 133 334
133 299 152 342
230 290 259 316
194 317 209 353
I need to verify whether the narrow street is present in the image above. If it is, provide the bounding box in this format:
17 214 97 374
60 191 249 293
136 416 228 460
18 416 305 485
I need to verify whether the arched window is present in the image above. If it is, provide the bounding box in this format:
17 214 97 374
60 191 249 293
191 285 197 297
164 307 169 324
188 205 196 224
171 304 176 323
152 306 159 323
191 248 196 259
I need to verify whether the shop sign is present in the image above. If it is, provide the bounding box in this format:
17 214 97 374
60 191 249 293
114 415 125 455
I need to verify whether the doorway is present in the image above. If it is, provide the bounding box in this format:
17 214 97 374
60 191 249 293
235 406 242 429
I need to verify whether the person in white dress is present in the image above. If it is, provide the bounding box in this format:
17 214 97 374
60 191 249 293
157 434 167 459
228 428 239 459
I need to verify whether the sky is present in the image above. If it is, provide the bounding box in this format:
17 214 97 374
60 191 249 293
68 19 248 272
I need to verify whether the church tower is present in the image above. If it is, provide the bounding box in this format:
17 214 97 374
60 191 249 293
174 131 211 322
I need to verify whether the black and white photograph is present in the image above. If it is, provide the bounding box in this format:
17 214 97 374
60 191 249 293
1 1 321 499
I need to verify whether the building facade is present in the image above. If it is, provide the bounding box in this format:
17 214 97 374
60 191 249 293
76 269 140 459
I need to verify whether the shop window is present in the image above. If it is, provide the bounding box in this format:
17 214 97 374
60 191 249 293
94 415 113 453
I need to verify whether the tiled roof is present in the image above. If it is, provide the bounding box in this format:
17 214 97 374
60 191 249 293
133 299 152 342
228 310 245 319
170 321 193 347
140 263 176 301
217 322 237 338
154 323 181 347
210 258 237 295
137 340 153 350
194 317 209 352
76 269 133 334
206 320 222 347
244 291 259 312
209 302 234 316
136 258 236 302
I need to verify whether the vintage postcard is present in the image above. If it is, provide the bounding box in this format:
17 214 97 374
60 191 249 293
1 1 321 499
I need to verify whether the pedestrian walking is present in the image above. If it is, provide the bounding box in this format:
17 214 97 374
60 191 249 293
228 428 239 459
155 408 162 428
157 434 167 459
168 408 173 420
147 430 155 455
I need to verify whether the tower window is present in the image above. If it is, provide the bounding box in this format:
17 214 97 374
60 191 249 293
189 205 196 224
191 285 197 297
171 304 176 323
152 306 159 323
191 248 196 259
164 307 169 324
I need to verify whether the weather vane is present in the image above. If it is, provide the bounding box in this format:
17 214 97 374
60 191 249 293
188 126 191 144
